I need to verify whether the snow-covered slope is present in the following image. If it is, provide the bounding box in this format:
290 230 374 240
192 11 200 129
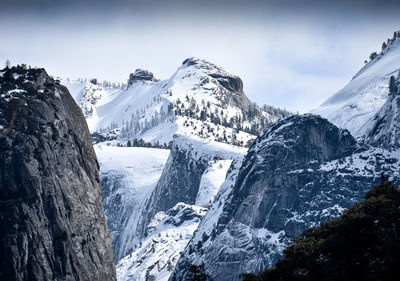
63 58 290 147
312 36 400 137
96 145 170 264
195 160 233 208
117 203 206 281
362 75 400 149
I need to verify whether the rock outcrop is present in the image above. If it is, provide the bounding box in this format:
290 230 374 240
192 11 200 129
127 69 156 86
180 57 255 116
0 66 116 281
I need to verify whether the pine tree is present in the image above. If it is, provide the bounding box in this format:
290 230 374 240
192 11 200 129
369 52 378 60
389 75 398 96
167 260 173 272
5 59 10 68
145 268 156 281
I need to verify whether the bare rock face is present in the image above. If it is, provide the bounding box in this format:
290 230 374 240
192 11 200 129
0 66 116 281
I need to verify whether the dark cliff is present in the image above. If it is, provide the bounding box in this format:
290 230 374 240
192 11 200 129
0 66 116 280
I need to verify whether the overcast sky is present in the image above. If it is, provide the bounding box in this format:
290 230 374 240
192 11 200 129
1 0 399 112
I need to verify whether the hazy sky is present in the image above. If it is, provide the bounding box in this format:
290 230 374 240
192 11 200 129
1 0 399 112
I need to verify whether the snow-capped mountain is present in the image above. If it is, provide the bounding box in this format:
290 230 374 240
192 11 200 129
63 57 290 147
168 32 400 280
62 42 400 281
312 32 400 138
63 58 289 281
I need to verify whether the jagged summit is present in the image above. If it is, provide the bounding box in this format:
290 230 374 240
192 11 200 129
181 57 223 70
180 57 244 93
181 57 231 74
182 57 200 66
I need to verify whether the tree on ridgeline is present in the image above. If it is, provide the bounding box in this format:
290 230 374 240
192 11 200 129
369 52 378 61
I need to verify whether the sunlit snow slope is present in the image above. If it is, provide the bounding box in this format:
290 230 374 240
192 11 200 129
312 37 400 137
95 145 170 262
63 58 290 147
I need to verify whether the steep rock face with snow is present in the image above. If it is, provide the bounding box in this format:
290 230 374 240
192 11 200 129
96 146 170 263
312 36 400 137
362 75 400 149
128 69 156 86
80 82 105 118
171 114 400 281
117 203 206 281
114 135 246 262
0 67 116 281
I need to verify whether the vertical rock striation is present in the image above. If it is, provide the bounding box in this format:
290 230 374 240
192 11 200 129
0 66 116 281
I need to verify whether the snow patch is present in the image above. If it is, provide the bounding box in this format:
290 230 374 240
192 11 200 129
196 160 233 208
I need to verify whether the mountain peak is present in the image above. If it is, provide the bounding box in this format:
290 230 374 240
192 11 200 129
182 57 200 66
178 57 244 94
1 65 50 85
181 57 217 68
63 58 291 147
